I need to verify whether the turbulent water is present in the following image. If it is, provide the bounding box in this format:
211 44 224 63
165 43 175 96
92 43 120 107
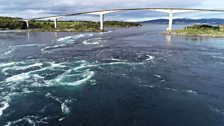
0 25 224 126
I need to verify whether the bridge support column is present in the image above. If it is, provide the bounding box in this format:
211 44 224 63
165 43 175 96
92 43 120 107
54 18 57 28
167 11 173 31
25 20 29 29
100 14 104 31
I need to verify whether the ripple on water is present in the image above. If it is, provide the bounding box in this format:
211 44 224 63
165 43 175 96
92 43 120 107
0 59 96 121
141 84 198 95
1 60 95 87
42 33 94 52
0 44 41 58
0 56 153 124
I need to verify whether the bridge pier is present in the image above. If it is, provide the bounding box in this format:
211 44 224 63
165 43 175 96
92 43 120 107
24 20 29 29
53 18 57 28
100 14 104 31
87 11 115 31
167 11 173 31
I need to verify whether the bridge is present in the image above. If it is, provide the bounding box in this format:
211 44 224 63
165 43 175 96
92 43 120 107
21 8 224 31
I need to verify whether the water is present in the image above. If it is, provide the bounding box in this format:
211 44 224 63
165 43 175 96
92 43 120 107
0 25 224 126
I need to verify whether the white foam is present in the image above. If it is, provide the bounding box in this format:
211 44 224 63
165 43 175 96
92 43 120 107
22 88 34 94
5 115 38 125
23 63 43 69
154 74 161 78
45 93 61 102
146 55 155 61
58 117 65 121
41 44 66 52
57 36 72 42
103 58 127 62
213 56 224 59
141 85 155 88
0 101 9 116
1 62 43 73
56 70 94 86
82 40 100 45
49 62 66 68
4 122 11 126
163 87 197 95
43 34 94 53
72 64 97 71
57 33 93 43
164 87 178 92
2 48 15 56
82 38 104 45
184 90 197 95
71 70 94 86
0 62 16 68
9 63 43 71
5 73 30 82
101 61 144 66
213 108 224 115
45 93 72 114
159 80 166 82
61 100 71 115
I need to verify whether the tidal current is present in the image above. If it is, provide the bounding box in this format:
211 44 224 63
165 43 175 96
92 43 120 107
0 25 224 126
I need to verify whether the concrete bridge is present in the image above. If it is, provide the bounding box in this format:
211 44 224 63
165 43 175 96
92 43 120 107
21 8 224 31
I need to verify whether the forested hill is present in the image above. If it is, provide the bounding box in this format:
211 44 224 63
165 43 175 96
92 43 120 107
0 16 141 32
0 16 54 30
0 17 26 30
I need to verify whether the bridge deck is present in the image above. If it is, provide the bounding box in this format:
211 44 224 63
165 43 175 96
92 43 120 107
30 8 224 20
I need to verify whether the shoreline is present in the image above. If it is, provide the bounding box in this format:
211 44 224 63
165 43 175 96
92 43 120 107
163 31 224 38
163 24 224 38
0 26 141 33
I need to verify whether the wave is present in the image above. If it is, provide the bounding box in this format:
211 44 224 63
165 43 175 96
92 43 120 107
54 70 94 86
45 93 72 115
57 36 73 42
2 92 74 125
5 73 30 82
0 58 148 119
2 62 42 73
2 60 95 87
82 40 100 45
82 38 106 45
0 101 9 116
42 33 94 52
57 33 93 43
1 44 41 57
0 62 17 68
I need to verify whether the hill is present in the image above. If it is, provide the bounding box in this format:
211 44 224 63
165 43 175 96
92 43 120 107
140 18 224 25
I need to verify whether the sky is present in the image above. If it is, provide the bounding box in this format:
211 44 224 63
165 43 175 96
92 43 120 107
0 0 224 21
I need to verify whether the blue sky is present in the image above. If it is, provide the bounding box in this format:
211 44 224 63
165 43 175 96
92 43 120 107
0 0 224 21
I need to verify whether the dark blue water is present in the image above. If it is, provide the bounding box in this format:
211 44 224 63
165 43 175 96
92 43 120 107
0 25 224 126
